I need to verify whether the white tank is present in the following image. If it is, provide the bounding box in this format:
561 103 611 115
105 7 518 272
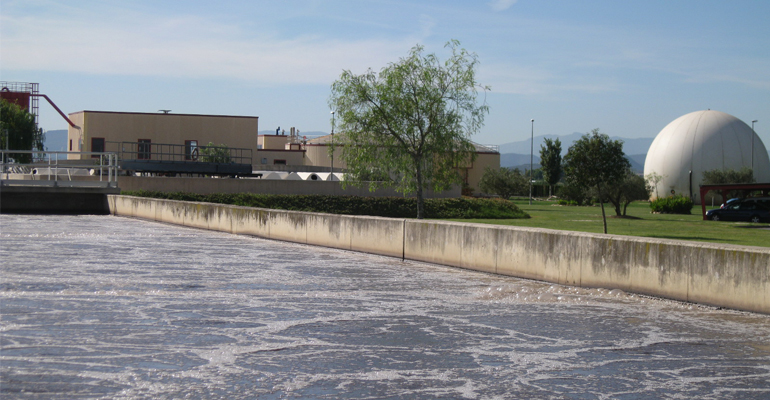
644 110 770 204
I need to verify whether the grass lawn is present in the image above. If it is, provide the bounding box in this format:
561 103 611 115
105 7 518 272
449 199 770 248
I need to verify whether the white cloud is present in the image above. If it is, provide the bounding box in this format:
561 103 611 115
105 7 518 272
0 11 417 86
479 62 620 96
489 0 518 12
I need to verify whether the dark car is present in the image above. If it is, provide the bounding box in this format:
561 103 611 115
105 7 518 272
720 198 740 209
707 199 770 223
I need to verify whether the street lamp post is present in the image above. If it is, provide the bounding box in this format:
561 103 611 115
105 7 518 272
751 120 758 173
330 110 335 176
529 119 534 205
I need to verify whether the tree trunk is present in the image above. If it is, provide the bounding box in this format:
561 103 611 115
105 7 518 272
612 196 622 217
415 163 424 219
607 192 622 216
598 187 608 234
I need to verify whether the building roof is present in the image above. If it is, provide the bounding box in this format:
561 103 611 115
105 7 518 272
68 110 259 120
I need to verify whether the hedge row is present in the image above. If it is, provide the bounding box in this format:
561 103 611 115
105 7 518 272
649 195 694 214
121 190 530 219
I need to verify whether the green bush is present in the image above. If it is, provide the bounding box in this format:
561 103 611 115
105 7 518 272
478 167 527 198
122 191 530 219
559 177 592 206
199 142 232 163
649 195 693 214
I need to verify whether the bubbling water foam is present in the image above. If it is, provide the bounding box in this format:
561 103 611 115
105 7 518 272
2 214 769 399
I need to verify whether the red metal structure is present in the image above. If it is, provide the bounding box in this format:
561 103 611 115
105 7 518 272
30 93 79 128
699 183 770 219
1 82 38 122
1 82 78 128
0 88 31 109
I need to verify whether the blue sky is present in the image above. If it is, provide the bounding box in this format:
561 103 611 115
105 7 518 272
2 0 769 148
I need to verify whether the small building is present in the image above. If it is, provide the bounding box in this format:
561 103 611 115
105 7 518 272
295 133 501 193
255 128 307 168
66 111 260 161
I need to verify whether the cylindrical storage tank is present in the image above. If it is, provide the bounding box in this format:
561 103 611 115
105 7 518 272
296 172 321 181
644 110 770 204
261 172 290 180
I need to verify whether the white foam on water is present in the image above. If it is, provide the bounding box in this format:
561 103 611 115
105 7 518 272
2 214 770 399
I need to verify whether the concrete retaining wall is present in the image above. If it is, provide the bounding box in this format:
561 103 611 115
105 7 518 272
1 186 119 214
108 195 770 314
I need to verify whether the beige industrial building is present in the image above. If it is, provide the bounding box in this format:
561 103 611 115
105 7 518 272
67 111 260 161
67 110 500 193
297 133 501 193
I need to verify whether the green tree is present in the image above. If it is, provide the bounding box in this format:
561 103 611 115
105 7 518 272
539 138 562 197
701 167 755 184
605 171 651 216
563 129 630 233
0 99 45 163
329 40 489 219
559 175 592 205
702 167 756 200
644 171 666 199
200 142 231 163
479 167 528 199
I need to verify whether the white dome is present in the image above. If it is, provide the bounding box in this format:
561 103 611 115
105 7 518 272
644 110 770 203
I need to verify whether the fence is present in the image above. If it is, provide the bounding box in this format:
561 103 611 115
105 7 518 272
1 150 118 188
113 141 252 165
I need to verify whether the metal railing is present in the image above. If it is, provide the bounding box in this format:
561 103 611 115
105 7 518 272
1 150 118 188
476 143 500 153
113 141 252 165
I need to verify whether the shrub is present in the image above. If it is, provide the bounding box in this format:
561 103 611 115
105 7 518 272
199 143 231 163
702 167 754 184
478 167 528 198
559 177 591 206
461 184 475 197
605 172 651 217
649 195 693 214
121 190 530 220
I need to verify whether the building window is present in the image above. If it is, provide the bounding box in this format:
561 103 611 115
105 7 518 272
69 139 73 151
138 139 151 160
91 138 105 158
185 140 198 160
273 159 287 165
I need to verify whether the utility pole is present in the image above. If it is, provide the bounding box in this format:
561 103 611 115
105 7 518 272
330 110 336 176
751 120 757 173
529 119 534 205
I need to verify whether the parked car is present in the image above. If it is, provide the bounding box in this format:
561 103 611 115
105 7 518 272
707 198 770 223
746 197 770 210
720 198 740 209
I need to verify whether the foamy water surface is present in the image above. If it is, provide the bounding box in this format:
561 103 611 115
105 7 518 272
1 214 769 399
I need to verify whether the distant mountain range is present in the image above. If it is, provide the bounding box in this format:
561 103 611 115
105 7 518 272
499 132 653 173
499 132 654 156
503 153 646 174
44 129 68 152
